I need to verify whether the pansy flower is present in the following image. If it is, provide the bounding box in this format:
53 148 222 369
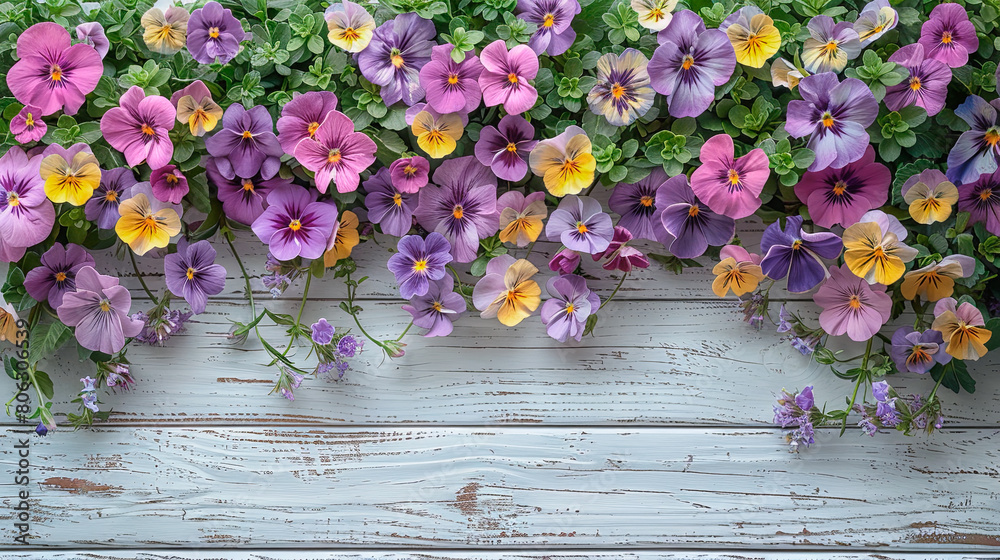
712 245 763 298
402 276 467 338
0 147 56 261
813 264 892 342
648 10 736 118
365 168 416 237
842 210 918 285
39 143 101 207
419 44 483 115
164 239 227 315
593 226 649 272
545 195 614 254
86 167 136 230
529 125 596 197
889 327 949 374
324 210 360 267
357 13 436 107
656 174 735 259
205 103 283 181
101 86 176 169
690 133 769 219
901 169 959 224
324 0 376 53
549 248 580 275
251 186 337 261
76 22 110 59
150 165 189 205
171 80 224 137
472 255 541 327
475 115 537 182
56 267 144 355
946 96 1000 185
10 107 46 144
207 159 294 226
800 15 861 74
785 72 878 171
720 6 781 68
609 168 669 242
540 274 599 343
187 1 246 65
760 216 843 293
115 183 182 256
958 168 1000 235
141 6 189 55
411 109 464 159
478 40 539 115
883 44 952 117
387 233 453 299
932 297 992 360
918 3 978 68
853 0 897 46
900 254 975 302
23 243 96 309
295 109 377 194
7 23 102 116
771 58 804 89
414 156 499 263
275 91 339 155
518 0 581 56
497 190 547 247
389 156 430 193
631 0 677 31
587 48 655 126
793 145 890 228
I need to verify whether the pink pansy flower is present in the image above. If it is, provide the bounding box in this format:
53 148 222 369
6 22 103 116
389 156 430 193
690 134 769 219
478 40 539 115
419 44 484 115
813 264 892 342
100 86 177 169
0 148 56 262
275 91 339 156
10 107 47 144
294 110 377 194
150 165 189 204
793 145 890 229
593 226 650 272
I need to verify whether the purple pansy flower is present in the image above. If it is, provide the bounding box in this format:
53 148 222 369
187 1 247 65
889 327 950 374
853 0 897 47
402 276 467 338
884 43 952 117
6 22 103 116
518 0 581 56
545 195 614 254
23 243 96 308
414 156 499 263
655 174 735 259
205 103 284 181
100 86 176 169
56 266 144 355
150 165 189 205
478 40 540 115
76 22 110 58
958 168 1000 235
293 109 377 194
251 186 338 261
540 274 599 343
164 239 227 314
793 145 890 228
610 168 669 242
647 10 736 118
387 232 453 299
475 115 538 182
549 248 580 275
207 159 294 226
593 226 650 272
0 147 55 262
813 264 891 342
760 216 843 293
946 96 1000 185
276 91 339 156
800 15 861 74
357 12 436 107
364 167 416 237
419 44 484 115
9 106 46 144
918 3 978 68
784 72 878 171
389 156 430 193
86 167 136 230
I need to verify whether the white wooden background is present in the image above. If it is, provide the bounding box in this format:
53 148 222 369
3 218 1000 558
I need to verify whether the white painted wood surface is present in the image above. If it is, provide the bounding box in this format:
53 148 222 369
3 553 1000 560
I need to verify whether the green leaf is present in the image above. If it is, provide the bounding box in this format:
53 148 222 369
931 360 976 394
28 322 73 365
33 370 54 400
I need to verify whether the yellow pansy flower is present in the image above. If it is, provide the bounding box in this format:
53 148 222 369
473 255 541 327
902 170 959 224
724 8 782 68
40 150 101 206
324 210 360 267
900 254 975 301
412 110 463 159
116 192 181 256
931 298 992 361
141 6 189 55
842 211 918 285
630 0 677 31
529 125 596 197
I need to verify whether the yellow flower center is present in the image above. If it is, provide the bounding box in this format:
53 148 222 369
343 27 360 40
289 219 302 231
186 267 197 280
565 303 575 314
848 295 862 309
99 300 111 313
55 272 67 282
688 205 700 217
821 113 835 128
209 26 220 38
611 83 625 99
307 121 320 137
985 129 1000 147
543 13 555 27
979 188 993 201
791 240 802 250
823 40 838 53
508 72 519 84
728 169 740 186
166 173 179 185
392 193 403 206
413 259 428 272
506 142 518 153
141 124 156 136
639 195 654 207
403 164 418 176
105 190 118 202
242 130 254 139
391 54 405 68
432 301 444 312
7 193 19 206
649 8 664 20
157 24 174 39
909 77 922 91
873 24 885 33
941 31 952 44
242 180 254 192
576 221 588 233
50 65 62 81
25 113 34 127
144 215 159 228
681 55 694 70
832 181 847 196
447 74 460 85
452 205 464 220
327 149 342 164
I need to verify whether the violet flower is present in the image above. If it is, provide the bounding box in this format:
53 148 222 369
9 106 46 145
946 95 1000 185
545 195 614 254
76 22 110 59
23 243 96 308
164 239 227 314
100 86 176 169
388 156 430 193
364 167 416 237
540 274 599 343
884 43 951 117
387 232 454 299
918 3 978 68
813 264 891 342
549 248 580 274
478 40 540 115
357 12 436 107
276 91 339 156
251 186 338 261
150 165 189 205
419 44 484 115
609 168 669 242
593 226 649 272
402 276 467 338
86 167 136 230
518 0 581 56
0 147 55 262
56 266 144 355
294 109 377 194
655 173 735 259
958 168 1000 235
793 145 890 228
186 1 247 65
760 216 843 293
205 103 283 181
800 15 861 74
414 156 499 263
6 22 102 116
889 327 950 374
475 114 537 182
311 318 335 345
208 159 294 226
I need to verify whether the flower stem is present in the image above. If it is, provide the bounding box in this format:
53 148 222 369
343 268 392 355
396 320 413 341
840 337 873 435
296 271 312 327
598 272 628 311
129 250 157 300
225 233 256 317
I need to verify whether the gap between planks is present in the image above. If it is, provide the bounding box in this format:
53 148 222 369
1 550 999 559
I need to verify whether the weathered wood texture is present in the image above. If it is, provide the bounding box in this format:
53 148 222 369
1 427 999 549
3 553 999 559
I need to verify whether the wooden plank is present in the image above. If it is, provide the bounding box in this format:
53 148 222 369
17 300 1000 427
1 552 997 559
2 427 999 549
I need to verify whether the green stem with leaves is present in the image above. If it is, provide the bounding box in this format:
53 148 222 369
840 337 874 435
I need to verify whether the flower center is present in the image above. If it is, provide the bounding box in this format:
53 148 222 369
307 121 320 137
289 219 302 231
823 40 839 53
343 27 361 40
242 180 254 192
848 295 862 309
821 112 835 128
506 142 518 153
909 345 930 364
909 76 922 91
55 271 67 282
941 31 952 44
327 149 342 164
872 24 885 33
832 180 847 196
639 195 654 207
791 239 802 250
688 204 699 217
727 169 740 186
979 188 993 201
390 50 405 68
105 190 118 202
242 130 254 139
543 13 555 27
649 8 664 20
507 73 519 84
141 124 156 136
25 113 34 127
7 192 20 206
413 259 428 272
186 267 197 280
99 299 111 313
392 193 403 206
576 221 588 234
681 55 694 70
447 74 459 85
452 205 464 220
432 301 444 312
611 83 625 99
985 129 1000 147
403 164 418 176
166 173 179 185
209 26 220 38
565 303 575 314
50 65 62 82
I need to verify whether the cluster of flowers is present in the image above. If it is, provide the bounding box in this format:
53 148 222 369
1 0 998 439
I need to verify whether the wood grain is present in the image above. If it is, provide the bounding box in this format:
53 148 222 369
2 427 999 549
2 552 997 559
